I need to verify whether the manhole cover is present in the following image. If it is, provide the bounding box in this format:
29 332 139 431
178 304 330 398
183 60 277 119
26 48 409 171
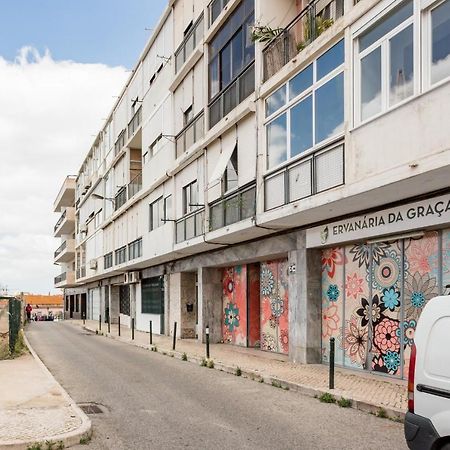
79 403 103 414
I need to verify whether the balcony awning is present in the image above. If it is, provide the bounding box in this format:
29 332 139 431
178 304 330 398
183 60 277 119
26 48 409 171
208 140 237 188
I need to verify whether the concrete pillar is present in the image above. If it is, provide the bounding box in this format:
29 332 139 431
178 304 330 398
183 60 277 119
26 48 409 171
164 274 170 336
197 267 222 343
110 285 120 323
288 231 322 364
170 272 197 338
130 284 136 321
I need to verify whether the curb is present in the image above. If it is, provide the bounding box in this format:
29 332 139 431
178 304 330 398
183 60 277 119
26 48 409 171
79 323 405 422
0 333 92 450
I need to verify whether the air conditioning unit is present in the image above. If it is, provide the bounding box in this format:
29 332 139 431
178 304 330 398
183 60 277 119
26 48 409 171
89 259 97 270
124 271 140 284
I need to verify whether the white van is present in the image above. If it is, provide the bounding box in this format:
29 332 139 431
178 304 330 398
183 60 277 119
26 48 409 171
405 295 450 449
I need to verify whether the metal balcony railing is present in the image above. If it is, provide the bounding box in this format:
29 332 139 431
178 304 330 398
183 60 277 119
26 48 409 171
175 112 204 159
128 106 142 138
262 0 344 82
176 209 205 243
209 184 256 231
76 266 86 279
114 129 126 156
175 14 204 73
114 171 142 211
115 186 127 211
128 171 142 199
264 142 344 211
54 241 67 258
208 62 255 128
54 210 67 232
55 272 66 284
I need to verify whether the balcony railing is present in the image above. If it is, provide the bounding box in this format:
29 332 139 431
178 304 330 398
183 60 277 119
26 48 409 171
128 171 142 199
176 209 205 244
54 209 67 232
115 186 127 211
262 0 344 82
76 266 86 279
114 129 126 156
55 272 66 284
209 62 255 128
54 241 67 258
175 14 204 73
264 142 344 211
209 184 256 231
128 106 142 138
208 0 230 27
176 112 204 159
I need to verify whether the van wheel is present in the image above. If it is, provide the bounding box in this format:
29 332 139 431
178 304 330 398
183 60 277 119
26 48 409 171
438 441 450 450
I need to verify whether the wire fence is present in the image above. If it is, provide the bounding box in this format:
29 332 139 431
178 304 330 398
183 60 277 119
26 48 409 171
0 297 23 359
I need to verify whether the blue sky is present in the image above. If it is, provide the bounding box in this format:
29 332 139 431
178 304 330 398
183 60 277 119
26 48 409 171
0 0 168 67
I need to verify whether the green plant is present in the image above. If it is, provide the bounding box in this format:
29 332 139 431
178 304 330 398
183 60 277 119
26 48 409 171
207 359 214 369
45 441 56 450
271 380 282 388
251 25 284 43
200 358 207 367
282 385 290 391
181 352 188 361
56 442 65 450
12 330 28 357
319 393 336 403
377 408 388 419
296 15 334 52
337 397 352 408
162 351 167 355
236 367 242 376
27 444 42 450
79 432 92 445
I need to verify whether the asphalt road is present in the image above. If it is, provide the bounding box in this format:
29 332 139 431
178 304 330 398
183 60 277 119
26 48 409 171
26 322 407 450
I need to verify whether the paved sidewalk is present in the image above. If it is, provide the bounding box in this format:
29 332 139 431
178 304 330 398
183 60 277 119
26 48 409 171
72 319 407 419
0 334 91 449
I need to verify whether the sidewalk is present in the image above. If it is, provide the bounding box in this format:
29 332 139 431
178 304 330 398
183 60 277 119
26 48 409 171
0 334 91 450
72 319 407 420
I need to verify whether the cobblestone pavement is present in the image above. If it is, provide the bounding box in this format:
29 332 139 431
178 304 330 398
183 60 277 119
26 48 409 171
0 343 89 447
74 320 407 415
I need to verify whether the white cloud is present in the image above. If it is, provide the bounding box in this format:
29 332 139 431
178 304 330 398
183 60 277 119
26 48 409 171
0 47 128 294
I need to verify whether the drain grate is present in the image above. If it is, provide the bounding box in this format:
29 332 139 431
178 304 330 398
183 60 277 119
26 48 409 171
79 403 103 414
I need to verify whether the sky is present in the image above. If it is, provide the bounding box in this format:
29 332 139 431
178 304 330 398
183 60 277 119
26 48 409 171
0 0 168 295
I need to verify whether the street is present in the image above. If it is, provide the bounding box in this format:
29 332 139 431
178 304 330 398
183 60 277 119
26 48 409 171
26 322 407 450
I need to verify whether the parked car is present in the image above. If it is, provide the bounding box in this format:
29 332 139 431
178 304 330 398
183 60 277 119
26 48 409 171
405 294 450 449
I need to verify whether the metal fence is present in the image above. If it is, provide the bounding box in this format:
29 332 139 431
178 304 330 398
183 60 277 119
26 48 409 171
0 297 23 358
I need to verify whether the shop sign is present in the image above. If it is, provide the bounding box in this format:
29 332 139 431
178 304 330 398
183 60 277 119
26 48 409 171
306 193 450 248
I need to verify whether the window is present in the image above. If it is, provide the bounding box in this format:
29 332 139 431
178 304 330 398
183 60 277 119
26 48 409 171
149 197 164 231
175 14 204 72
119 285 130 316
223 145 238 192
128 238 142 260
208 0 254 100
163 195 172 221
94 210 102 229
141 277 164 314
104 252 113 269
149 134 163 158
209 0 230 26
356 1 414 122
183 180 199 215
115 246 127 265
184 106 193 126
265 40 344 170
430 0 450 85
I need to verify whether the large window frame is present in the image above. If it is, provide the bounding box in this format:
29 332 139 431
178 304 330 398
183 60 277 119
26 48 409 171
182 180 199 215
264 40 345 172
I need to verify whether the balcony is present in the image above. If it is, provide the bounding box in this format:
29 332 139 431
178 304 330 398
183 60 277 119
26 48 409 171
53 175 76 212
54 271 75 288
76 266 86 280
175 112 204 159
264 142 344 211
54 239 75 263
209 62 255 128
114 171 142 211
262 0 344 82
128 106 142 139
208 0 230 27
114 129 126 157
54 207 75 237
176 209 205 243
175 14 204 73
209 184 256 231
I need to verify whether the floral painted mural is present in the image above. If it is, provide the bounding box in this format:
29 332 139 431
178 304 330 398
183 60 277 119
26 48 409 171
321 230 448 379
260 259 289 354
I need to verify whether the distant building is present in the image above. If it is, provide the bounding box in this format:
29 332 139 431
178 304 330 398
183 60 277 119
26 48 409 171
22 294 63 319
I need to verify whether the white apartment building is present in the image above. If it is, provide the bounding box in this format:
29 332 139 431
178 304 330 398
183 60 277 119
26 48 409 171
54 0 450 380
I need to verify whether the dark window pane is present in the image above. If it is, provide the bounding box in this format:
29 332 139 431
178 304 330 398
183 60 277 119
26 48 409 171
210 203 224 230
267 113 287 169
141 277 164 314
290 95 313 157
317 40 344 80
240 187 256 219
389 24 414 105
266 85 286 117
315 73 344 143
223 82 237 116
289 64 313 100
225 196 239 225
221 42 232 88
232 30 243 79
359 1 413 52
239 63 255 101
431 0 450 84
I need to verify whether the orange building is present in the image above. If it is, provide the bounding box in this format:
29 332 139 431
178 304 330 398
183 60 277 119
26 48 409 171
23 294 63 319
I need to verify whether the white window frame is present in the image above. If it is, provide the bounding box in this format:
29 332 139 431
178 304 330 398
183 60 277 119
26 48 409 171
149 196 164 231
264 39 345 173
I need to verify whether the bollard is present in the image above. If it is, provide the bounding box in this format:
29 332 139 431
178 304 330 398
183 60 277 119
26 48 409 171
206 325 210 359
83 311 85 325
132 318 135 340
149 320 152 345
118 316 121 337
329 337 335 389
108 316 110 334
172 321 177 350
99 314 102 331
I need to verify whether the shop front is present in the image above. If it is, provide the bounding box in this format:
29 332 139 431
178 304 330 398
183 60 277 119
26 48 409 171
307 193 450 379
